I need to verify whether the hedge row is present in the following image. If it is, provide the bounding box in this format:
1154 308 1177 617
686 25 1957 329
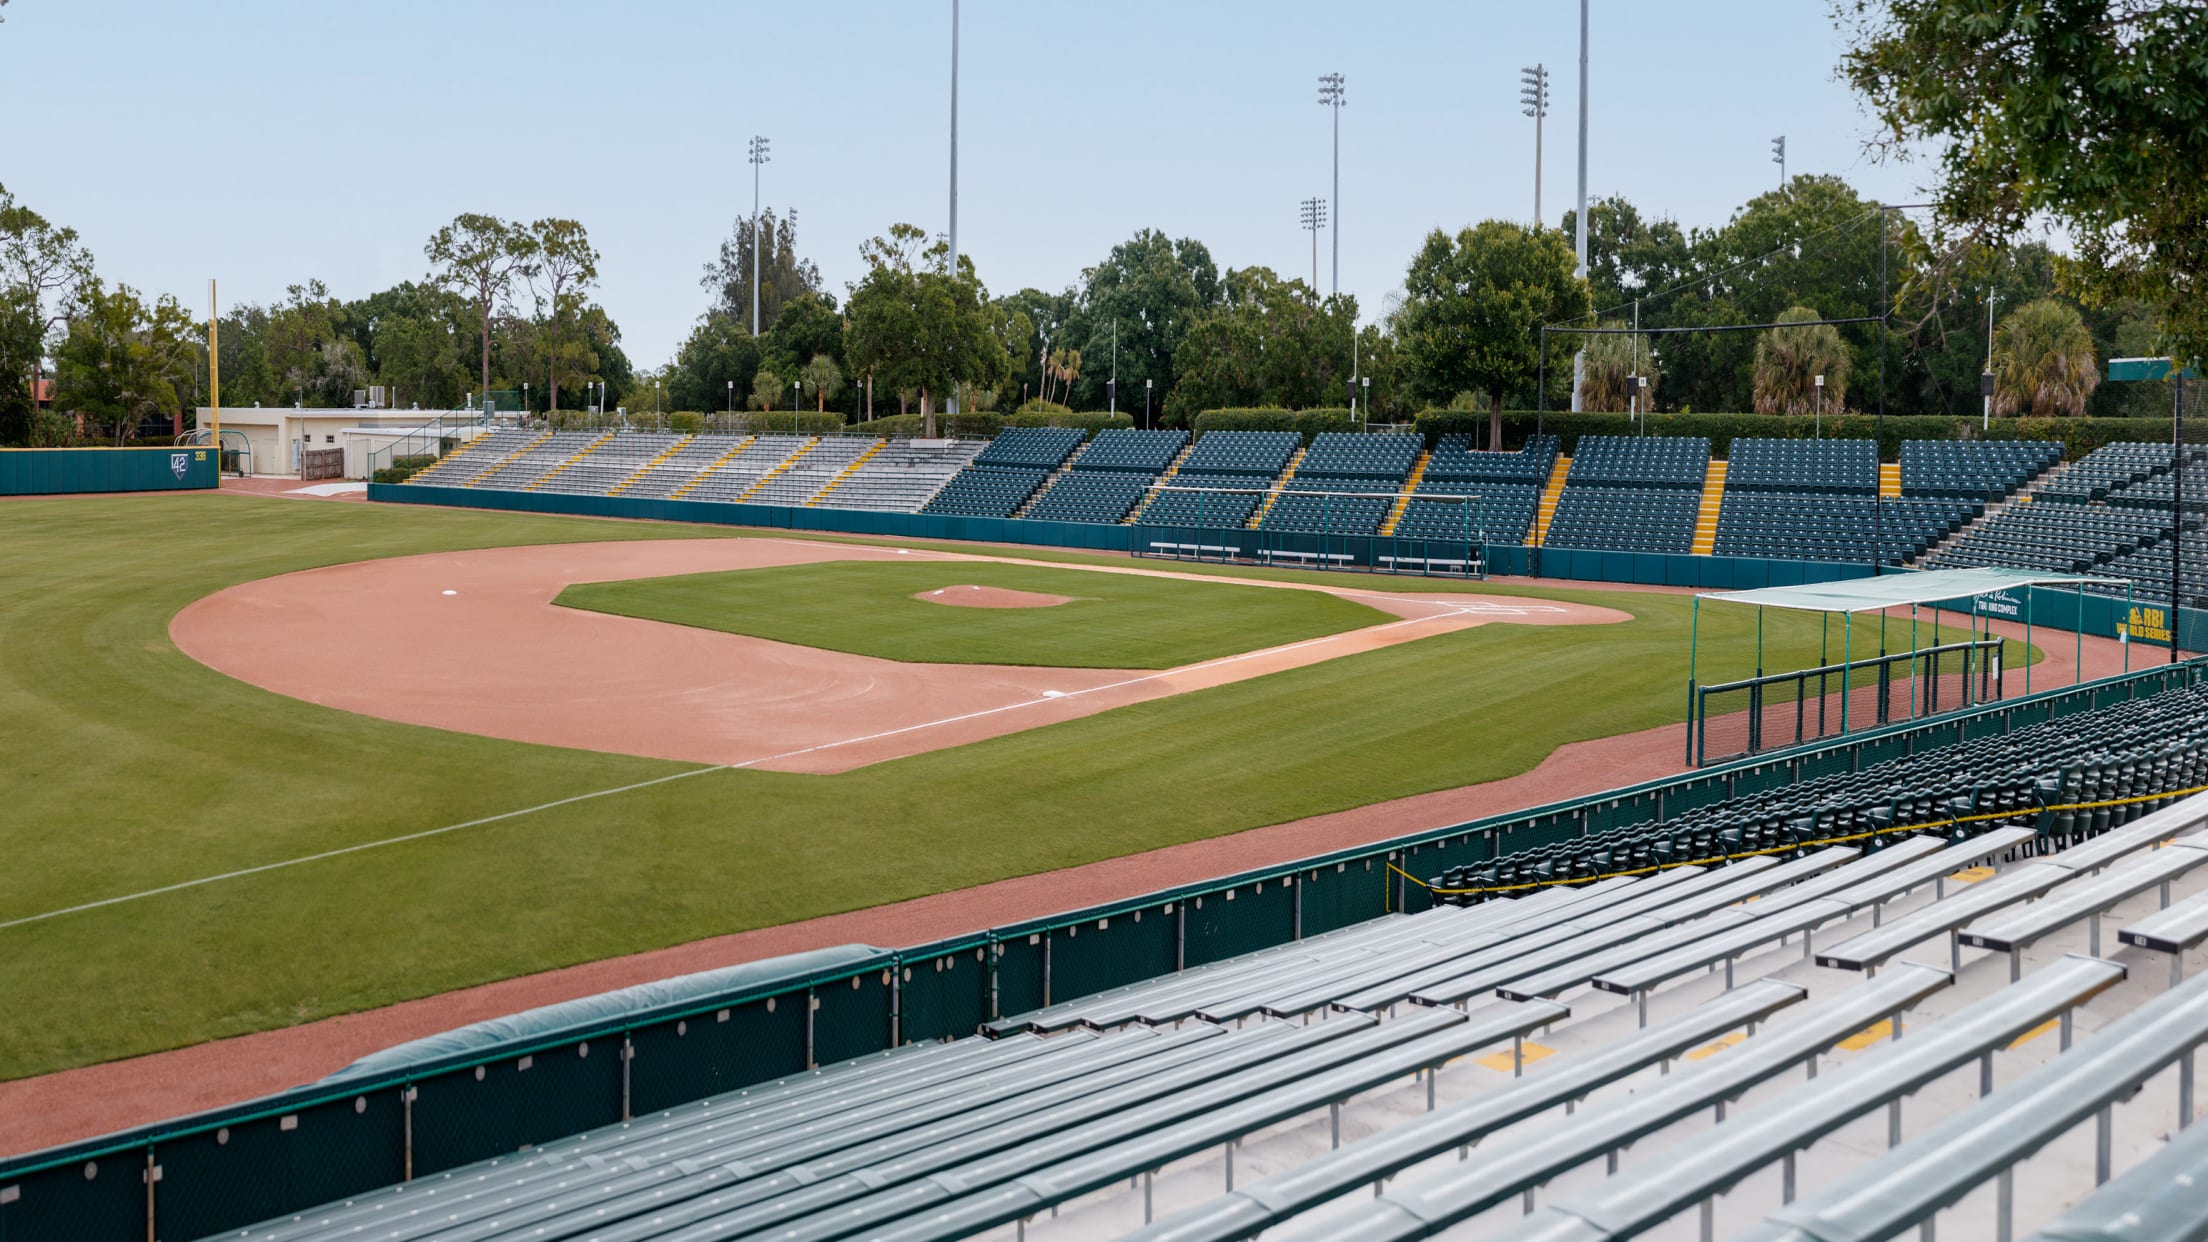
1190 408 1358 444
371 454 438 484
1409 409 2173 462
846 410 1135 439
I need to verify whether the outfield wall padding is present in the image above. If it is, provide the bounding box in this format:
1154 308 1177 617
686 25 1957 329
0 446 219 496
5 657 2201 1241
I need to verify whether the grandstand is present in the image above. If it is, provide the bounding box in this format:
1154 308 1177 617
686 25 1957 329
201 685 2208 1240
390 425 2162 591
1543 436 1710 553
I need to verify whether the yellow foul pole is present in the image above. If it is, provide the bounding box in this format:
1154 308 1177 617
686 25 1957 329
208 279 221 474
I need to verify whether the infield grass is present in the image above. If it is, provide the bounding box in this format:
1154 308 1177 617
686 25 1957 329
554 560 1389 668
0 494 2042 1086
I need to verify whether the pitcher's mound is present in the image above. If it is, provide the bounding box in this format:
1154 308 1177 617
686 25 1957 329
915 584 1073 609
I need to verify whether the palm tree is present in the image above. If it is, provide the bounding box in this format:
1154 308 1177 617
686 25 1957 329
1992 297 2099 417
1581 322 1660 413
1752 306 1850 416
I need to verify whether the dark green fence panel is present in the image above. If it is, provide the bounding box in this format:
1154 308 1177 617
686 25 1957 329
409 1038 618 1174
811 968 894 1067
0 1151 145 1241
896 944 991 1043
1045 904 1176 1001
991 934 1048 1014
627 995 806 1115
153 1089 404 1241
1296 861 1388 937
0 446 218 495
1184 877 1297 967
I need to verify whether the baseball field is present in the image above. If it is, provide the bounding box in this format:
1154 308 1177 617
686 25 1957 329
0 490 2034 1084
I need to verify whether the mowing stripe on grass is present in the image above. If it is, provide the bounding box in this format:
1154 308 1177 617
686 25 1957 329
0 605 1482 933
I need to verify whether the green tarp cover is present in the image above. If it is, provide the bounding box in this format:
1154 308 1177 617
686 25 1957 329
316 943 885 1084
1699 567 2125 614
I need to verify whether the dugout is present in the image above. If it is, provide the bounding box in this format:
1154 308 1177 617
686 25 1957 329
1687 567 2132 766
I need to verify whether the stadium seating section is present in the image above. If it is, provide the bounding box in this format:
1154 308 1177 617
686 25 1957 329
394 423 2208 609
1900 438 2061 500
919 464 1049 518
232 678 2208 1242
1542 436 1710 553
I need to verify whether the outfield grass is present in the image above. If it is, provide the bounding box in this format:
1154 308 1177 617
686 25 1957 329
0 494 2034 1083
554 560 1389 668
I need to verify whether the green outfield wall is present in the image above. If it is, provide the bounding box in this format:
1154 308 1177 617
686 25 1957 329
0 446 219 496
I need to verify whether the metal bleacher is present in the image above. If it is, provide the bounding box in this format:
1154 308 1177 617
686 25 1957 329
222 731 2208 1242
815 439 984 512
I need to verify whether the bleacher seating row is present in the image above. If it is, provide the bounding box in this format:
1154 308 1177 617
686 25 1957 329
1902 438 2061 500
231 686 2208 1241
401 428 2161 582
1715 494 1977 564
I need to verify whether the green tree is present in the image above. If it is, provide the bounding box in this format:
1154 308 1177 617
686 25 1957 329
994 287 1076 405
523 218 599 411
425 213 536 400
665 313 759 415
1397 221 1589 448
1655 177 1911 415
0 184 96 404
845 228 1011 435
1580 322 1662 414
51 281 197 443
1991 297 2100 418
1841 0 2208 366
750 367 783 412
702 206 822 335
1560 196 1694 319
344 282 474 409
1751 306 1852 416
1069 230 1220 411
0 285 41 444
758 290 844 379
800 354 843 413
1164 267 1357 425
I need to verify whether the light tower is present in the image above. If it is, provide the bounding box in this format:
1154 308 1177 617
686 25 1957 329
1299 197 1327 294
1771 135 1786 189
747 135 771 336
1520 64 1549 227
1316 72 1344 298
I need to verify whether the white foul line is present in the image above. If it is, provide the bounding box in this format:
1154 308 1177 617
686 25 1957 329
0 603 1491 932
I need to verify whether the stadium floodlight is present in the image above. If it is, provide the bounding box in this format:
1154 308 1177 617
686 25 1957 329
747 135 771 337
1299 196 1328 293
1520 64 1549 227
1772 135 1786 188
1317 73 1345 297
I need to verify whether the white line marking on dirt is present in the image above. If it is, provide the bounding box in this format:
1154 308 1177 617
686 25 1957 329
7 544 1575 930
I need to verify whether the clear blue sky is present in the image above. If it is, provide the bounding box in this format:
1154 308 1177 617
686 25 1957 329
0 1 1930 369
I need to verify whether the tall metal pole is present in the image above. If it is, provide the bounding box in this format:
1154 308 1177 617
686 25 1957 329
1875 205 1888 575
1318 73 1344 299
747 135 770 337
1984 287 1996 430
208 279 221 473
1521 65 1548 228
2175 367 2186 664
947 0 961 414
1571 0 1590 413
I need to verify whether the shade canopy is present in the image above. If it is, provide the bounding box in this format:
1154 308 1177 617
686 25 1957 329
1699 567 2126 615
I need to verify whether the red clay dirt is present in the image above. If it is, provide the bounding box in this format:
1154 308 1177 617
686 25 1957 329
168 539 1628 774
0 547 2142 1157
916 583 1074 609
